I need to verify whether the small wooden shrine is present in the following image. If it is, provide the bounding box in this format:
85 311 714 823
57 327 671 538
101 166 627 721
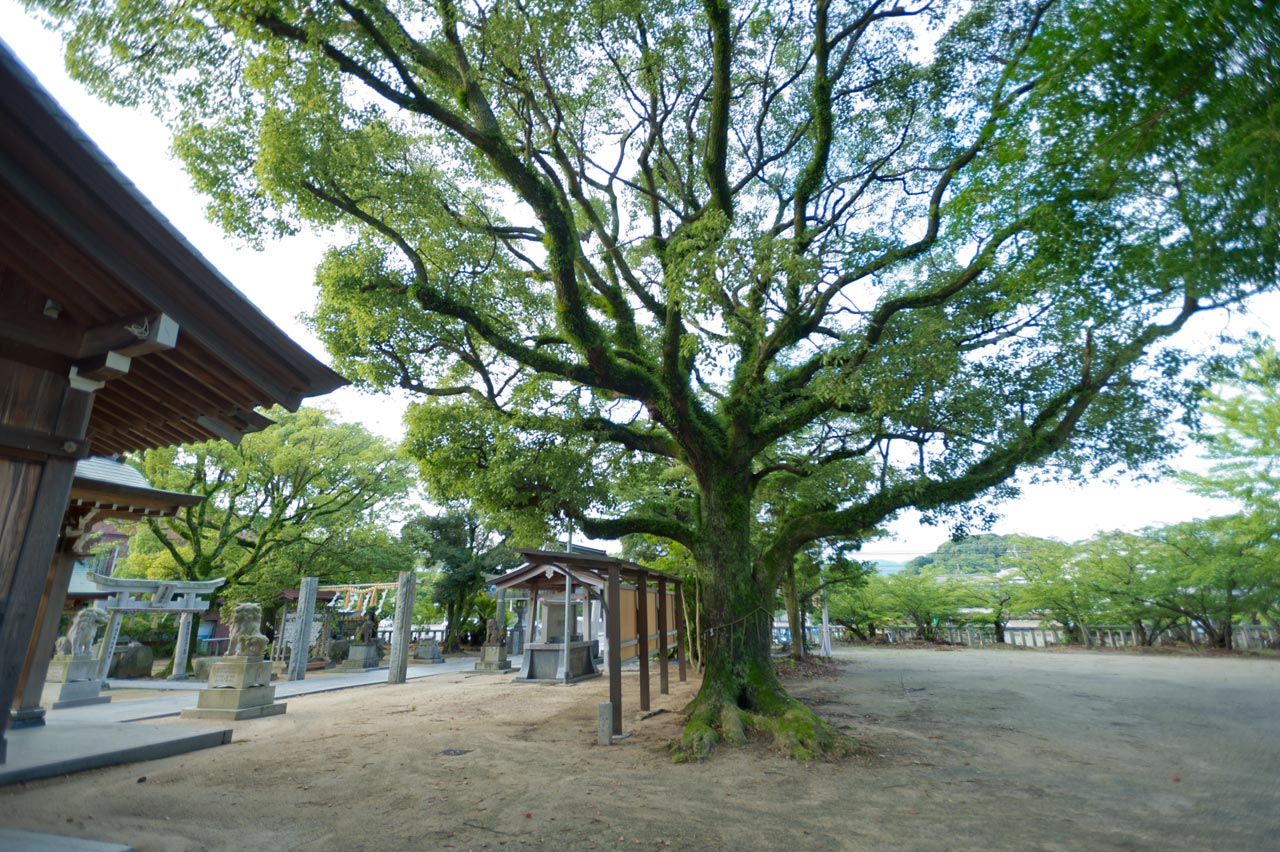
491 549 688 737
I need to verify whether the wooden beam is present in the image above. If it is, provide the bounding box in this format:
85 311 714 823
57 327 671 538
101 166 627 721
72 350 130 382
0 423 89 459
657 577 669 696
675 580 688 682
637 577 650 712
79 312 179 359
607 564 621 736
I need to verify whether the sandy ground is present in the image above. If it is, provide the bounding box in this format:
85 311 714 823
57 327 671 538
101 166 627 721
3 647 1277 852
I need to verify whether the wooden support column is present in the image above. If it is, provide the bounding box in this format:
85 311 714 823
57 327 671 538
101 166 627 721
674 580 688 682
387 570 415 684
528 588 539 645
637 576 650 712
11 541 78 726
606 564 621 735
656 577 669 696
560 572 572 683
0 369 95 763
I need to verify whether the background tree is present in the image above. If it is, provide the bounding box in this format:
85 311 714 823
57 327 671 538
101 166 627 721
119 407 415 670
32 0 1279 758
827 576 895 642
781 545 871 659
400 509 518 652
1010 539 1102 645
1140 516 1277 649
877 569 973 641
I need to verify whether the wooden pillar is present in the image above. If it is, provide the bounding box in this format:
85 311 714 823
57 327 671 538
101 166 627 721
607 564 621 735
288 576 318 681
656 577 669 696
561 572 572 683
637 576 650 712
674 580 688 682
388 570 415 684
11 542 78 726
529 588 539 644
0 370 95 762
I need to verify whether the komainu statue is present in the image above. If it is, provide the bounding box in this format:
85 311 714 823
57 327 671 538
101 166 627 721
226 603 270 658
354 609 378 644
67 607 109 657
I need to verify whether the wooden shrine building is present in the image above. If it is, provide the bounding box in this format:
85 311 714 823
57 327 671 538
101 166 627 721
491 549 688 737
0 45 346 762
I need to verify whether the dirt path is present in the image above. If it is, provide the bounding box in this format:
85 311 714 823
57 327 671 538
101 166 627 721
3 647 1276 851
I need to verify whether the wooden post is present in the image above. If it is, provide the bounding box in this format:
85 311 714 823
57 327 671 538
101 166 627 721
561 572 572 682
528 588 539 644
637 576 650 712
12 544 78 726
607 564 622 735
388 570 415 684
0 378 94 762
674 580 688 682
287 576 318 681
656 577 669 696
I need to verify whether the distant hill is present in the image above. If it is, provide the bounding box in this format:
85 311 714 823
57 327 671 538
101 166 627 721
905 533 1058 576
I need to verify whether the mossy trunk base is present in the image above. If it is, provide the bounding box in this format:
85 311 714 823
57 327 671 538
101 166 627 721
672 658 854 762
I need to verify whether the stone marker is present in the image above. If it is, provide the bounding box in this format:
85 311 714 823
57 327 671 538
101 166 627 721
474 617 512 673
387 571 415 685
597 703 613 746
182 603 285 721
413 637 445 663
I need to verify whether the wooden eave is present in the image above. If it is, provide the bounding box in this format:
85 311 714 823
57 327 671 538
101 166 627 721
499 548 683 590
62 475 203 542
0 46 347 456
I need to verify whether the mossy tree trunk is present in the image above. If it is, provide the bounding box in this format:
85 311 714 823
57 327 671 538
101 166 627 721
674 470 851 762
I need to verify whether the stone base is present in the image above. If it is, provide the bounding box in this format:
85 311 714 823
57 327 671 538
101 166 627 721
187 658 284 719
474 643 512 673
207 657 273 689
46 655 100 684
337 643 381 671
8 706 46 728
50 677 110 709
516 641 599 683
181 702 287 721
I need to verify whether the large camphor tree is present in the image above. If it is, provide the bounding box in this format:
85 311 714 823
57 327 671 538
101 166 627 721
29 0 1277 758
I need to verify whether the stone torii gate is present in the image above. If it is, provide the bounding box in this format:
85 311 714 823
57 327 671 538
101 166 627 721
87 573 226 682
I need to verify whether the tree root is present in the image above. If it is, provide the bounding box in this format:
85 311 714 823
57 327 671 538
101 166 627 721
673 689 855 763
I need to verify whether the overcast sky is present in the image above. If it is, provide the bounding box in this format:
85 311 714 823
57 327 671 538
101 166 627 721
4 5 1274 560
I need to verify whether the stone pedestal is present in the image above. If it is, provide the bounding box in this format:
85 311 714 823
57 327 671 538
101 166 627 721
45 655 99 684
46 654 111 709
181 656 285 721
474 642 512 673
413 638 445 664
337 642 380 671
